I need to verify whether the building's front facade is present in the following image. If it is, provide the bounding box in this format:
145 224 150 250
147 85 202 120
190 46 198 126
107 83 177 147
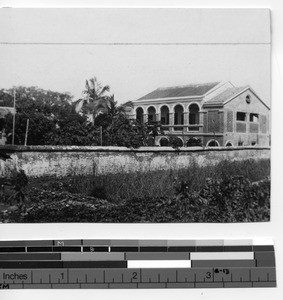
128 82 270 147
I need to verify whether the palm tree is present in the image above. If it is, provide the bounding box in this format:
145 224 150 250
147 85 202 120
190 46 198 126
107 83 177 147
103 97 133 121
75 77 110 122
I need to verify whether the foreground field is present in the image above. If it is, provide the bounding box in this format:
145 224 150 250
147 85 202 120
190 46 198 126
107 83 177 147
0 159 270 223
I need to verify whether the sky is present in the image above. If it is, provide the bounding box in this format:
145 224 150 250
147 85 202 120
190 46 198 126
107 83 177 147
0 44 271 105
0 8 271 105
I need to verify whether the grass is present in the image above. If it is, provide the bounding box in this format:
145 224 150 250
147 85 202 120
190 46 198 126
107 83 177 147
29 158 270 203
0 158 271 223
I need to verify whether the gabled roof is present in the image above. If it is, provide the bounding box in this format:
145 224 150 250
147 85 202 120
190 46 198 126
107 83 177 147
203 86 270 110
136 82 220 101
203 86 246 107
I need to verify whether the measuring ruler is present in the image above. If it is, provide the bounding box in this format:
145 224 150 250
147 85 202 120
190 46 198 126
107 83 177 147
0 239 276 289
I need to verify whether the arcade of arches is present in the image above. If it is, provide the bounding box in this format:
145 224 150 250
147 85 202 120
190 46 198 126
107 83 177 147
135 104 200 127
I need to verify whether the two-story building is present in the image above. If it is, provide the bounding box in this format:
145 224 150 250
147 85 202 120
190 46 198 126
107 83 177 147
128 81 270 147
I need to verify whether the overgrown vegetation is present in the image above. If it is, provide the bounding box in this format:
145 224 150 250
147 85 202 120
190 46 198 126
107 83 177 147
0 77 164 148
0 159 270 223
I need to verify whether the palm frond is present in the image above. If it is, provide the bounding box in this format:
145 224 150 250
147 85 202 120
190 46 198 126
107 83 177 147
74 98 86 113
98 85 110 97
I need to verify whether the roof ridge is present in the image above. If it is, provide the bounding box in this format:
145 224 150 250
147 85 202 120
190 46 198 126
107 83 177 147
157 81 220 91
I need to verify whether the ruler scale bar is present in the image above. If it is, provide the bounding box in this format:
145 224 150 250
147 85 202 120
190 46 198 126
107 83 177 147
0 239 276 289
0 268 276 287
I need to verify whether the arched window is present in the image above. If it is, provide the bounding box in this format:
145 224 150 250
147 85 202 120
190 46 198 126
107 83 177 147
147 106 156 123
159 137 169 147
160 106 169 125
136 107 144 124
174 105 184 131
207 140 219 147
189 103 200 131
225 142 233 147
189 104 200 124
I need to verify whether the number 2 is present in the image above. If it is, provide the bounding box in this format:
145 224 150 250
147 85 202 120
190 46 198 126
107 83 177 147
132 272 138 280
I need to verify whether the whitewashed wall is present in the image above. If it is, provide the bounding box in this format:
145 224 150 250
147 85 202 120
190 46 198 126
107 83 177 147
0 146 270 178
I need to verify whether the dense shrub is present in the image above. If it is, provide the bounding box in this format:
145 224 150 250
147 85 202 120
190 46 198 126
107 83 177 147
168 136 184 149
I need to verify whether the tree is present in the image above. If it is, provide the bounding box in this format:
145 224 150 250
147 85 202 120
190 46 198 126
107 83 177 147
1 85 163 148
93 97 134 146
142 120 164 146
104 115 145 148
45 107 99 146
103 96 128 120
0 90 14 107
94 96 132 125
94 98 163 148
2 86 71 145
75 77 110 122
2 86 93 145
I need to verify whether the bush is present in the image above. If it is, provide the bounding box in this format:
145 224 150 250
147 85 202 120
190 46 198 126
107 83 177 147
168 136 184 149
187 137 202 147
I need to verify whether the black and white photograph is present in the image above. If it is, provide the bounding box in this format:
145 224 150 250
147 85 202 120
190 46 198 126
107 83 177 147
0 8 271 223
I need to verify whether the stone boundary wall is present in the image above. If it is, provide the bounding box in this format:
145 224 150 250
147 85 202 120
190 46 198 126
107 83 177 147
0 146 270 178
